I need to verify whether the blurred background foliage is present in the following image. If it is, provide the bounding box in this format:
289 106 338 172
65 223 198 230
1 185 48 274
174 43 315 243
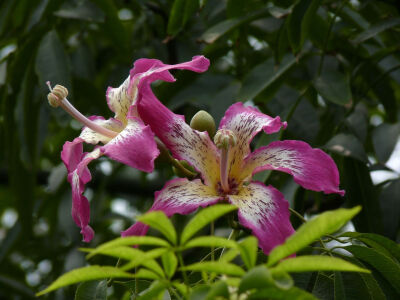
0 0 400 299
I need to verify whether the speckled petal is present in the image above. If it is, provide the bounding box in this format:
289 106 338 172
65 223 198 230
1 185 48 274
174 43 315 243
101 115 159 173
62 140 102 242
122 178 222 237
228 181 294 254
242 140 345 195
137 85 220 186
106 56 210 123
218 102 287 182
79 116 123 145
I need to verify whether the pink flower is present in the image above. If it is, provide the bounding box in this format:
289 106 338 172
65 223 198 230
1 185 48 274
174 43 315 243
48 56 210 242
124 83 345 254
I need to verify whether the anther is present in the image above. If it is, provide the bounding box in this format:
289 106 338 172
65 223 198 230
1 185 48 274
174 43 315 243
214 129 237 149
47 83 68 108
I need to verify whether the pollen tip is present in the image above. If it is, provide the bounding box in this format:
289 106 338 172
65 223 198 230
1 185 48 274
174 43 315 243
214 129 237 149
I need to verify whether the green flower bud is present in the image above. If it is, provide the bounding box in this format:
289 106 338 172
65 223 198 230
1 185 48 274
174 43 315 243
190 110 216 138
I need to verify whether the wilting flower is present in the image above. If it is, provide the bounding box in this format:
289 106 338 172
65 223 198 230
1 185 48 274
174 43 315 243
125 83 345 254
48 56 210 242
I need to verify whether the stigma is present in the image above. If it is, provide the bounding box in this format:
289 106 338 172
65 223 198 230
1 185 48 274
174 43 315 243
46 82 118 139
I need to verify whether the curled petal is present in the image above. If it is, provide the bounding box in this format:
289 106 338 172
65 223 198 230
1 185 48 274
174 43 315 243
62 141 102 242
122 178 221 237
219 102 287 182
107 56 210 123
79 116 123 145
228 182 294 254
102 116 159 173
137 85 220 186
243 140 345 195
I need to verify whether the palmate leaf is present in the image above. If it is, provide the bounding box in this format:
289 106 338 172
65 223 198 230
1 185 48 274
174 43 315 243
183 236 238 249
267 206 361 266
87 236 169 259
36 266 133 296
138 211 177 245
248 286 317 300
272 256 370 274
181 261 245 276
180 204 237 244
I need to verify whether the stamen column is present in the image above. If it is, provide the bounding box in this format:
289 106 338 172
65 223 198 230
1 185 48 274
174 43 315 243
47 83 118 139
214 129 237 193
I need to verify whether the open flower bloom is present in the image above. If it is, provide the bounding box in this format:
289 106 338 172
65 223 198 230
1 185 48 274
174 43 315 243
49 56 210 242
125 83 345 254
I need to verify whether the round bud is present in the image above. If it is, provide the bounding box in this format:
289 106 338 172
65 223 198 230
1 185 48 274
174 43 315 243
214 129 237 149
190 110 216 138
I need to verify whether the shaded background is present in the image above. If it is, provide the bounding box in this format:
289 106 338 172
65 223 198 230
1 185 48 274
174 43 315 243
1 0 400 298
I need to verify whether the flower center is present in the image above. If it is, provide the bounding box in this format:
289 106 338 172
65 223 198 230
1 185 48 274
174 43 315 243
214 129 237 193
46 82 118 139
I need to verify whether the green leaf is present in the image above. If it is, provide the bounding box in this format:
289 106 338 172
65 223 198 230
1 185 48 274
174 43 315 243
200 8 269 43
268 206 361 266
206 281 229 300
372 123 400 163
167 0 199 36
344 245 400 293
334 272 345 300
54 1 105 22
86 246 163 276
313 70 352 105
181 261 245 276
180 204 237 244
237 236 258 270
36 266 133 296
121 248 168 272
272 256 370 273
248 286 317 300
239 54 299 101
270 270 294 290
87 236 169 258
287 0 321 53
183 236 238 249
239 266 274 294
325 133 368 163
341 232 400 263
134 269 159 280
352 17 400 44
138 211 177 245
35 30 71 93
341 158 383 234
75 280 107 300
137 281 168 300
379 179 400 240
161 251 178 279
167 0 185 36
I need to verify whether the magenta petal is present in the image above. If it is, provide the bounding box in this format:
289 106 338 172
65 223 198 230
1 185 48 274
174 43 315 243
218 102 287 181
122 177 222 237
102 116 159 173
130 55 210 88
228 181 295 254
137 85 220 186
62 143 102 242
244 140 345 195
